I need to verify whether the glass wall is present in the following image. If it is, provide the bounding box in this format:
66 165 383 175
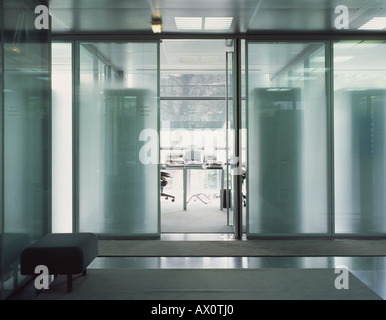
1 0 51 299
77 42 159 237
247 42 329 235
334 41 386 235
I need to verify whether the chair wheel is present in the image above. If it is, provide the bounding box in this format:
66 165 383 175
172 199 175 202
165 197 168 200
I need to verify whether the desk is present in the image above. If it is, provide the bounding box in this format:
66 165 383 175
161 163 224 211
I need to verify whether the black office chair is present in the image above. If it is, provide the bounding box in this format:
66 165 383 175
161 171 175 202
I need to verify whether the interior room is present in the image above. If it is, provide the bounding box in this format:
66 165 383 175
3 0 386 301
159 39 245 234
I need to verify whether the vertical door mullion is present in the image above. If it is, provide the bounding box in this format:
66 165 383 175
157 40 161 236
233 38 243 239
328 40 335 237
225 51 230 226
73 40 79 233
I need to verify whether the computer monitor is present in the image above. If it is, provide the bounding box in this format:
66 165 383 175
184 147 201 163
203 154 217 164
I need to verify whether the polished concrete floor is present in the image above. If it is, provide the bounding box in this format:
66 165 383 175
88 233 386 300
88 256 386 299
9 233 386 300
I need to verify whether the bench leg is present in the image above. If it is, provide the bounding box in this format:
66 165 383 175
67 274 72 292
82 269 87 276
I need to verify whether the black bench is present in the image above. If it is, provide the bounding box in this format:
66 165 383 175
20 233 98 292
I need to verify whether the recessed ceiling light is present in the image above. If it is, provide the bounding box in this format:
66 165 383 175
334 42 358 49
335 42 380 49
334 56 354 62
358 17 386 30
310 56 325 63
204 17 233 30
266 88 292 92
180 56 200 63
175 17 202 30
200 56 220 63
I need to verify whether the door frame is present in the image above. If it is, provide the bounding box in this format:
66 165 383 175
159 37 244 239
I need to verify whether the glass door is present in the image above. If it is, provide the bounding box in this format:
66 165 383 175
76 41 160 237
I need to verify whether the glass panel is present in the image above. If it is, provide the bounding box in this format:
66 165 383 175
247 42 329 235
334 41 386 234
78 42 159 236
52 42 72 233
161 99 226 130
2 0 51 298
160 40 227 98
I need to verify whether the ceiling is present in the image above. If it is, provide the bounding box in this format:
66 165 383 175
49 0 386 34
48 0 386 77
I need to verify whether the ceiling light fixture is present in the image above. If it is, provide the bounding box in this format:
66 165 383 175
334 56 354 62
175 17 203 30
358 17 386 30
204 17 233 30
225 39 233 47
151 16 162 33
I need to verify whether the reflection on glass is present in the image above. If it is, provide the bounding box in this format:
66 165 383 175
160 100 227 164
334 41 386 234
1 0 51 299
247 42 328 235
78 42 159 236
160 40 229 98
161 73 226 97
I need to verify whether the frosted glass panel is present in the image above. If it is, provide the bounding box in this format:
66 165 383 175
78 42 159 236
334 41 386 234
247 42 329 235
2 0 51 298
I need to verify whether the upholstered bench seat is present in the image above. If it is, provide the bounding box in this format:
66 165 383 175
20 233 98 292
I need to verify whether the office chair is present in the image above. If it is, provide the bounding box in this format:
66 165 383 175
241 167 246 207
161 171 175 202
